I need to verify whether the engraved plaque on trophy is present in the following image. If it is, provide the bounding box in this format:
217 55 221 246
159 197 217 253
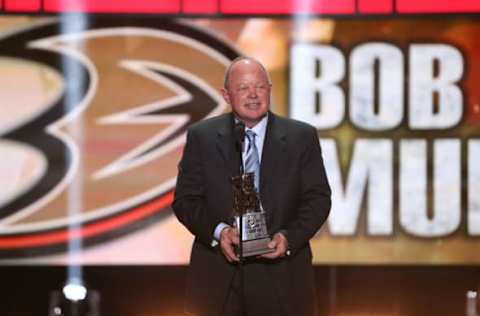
231 172 273 257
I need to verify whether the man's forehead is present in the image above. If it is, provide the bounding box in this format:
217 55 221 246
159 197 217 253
235 80 269 86
229 61 268 80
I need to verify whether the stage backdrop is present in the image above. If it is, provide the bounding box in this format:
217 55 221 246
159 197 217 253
0 8 479 264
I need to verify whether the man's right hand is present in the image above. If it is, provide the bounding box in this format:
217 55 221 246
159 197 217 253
219 227 240 263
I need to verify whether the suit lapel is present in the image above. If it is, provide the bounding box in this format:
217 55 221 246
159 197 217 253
216 113 241 177
259 113 286 218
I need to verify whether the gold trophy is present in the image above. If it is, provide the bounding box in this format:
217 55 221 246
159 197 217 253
231 172 273 257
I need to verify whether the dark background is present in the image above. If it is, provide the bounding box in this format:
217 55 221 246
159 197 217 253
1 266 479 316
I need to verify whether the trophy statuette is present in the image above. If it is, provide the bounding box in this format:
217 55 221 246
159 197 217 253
231 172 273 257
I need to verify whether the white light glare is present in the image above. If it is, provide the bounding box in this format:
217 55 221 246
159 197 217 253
62 282 87 301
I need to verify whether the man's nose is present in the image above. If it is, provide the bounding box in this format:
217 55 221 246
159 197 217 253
248 86 257 97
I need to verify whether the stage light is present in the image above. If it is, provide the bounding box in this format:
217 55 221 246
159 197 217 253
48 282 100 316
63 281 87 301
466 290 478 316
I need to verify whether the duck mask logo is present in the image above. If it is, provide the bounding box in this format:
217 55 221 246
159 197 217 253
0 18 237 258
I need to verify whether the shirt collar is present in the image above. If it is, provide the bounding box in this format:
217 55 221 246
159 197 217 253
246 114 268 139
233 112 269 139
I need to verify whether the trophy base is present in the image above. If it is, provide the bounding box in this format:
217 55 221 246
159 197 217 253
242 237 274 257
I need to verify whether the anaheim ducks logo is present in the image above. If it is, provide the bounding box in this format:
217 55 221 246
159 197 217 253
0 18 238 258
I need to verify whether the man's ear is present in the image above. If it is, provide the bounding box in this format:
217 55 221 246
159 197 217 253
221 88 230 105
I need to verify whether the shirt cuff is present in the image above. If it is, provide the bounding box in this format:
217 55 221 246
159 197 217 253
211 222 230 247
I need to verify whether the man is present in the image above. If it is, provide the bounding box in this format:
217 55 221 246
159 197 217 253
173 57 331 316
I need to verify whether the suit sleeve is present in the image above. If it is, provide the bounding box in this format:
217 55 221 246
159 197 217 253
284 127 331 254
172 128 220 247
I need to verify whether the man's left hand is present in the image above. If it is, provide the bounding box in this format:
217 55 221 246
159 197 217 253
261 232 289 259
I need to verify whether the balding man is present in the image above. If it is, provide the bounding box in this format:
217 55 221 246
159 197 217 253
173 57 331 316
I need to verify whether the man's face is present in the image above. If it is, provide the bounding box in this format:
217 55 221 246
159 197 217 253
221 60 271 127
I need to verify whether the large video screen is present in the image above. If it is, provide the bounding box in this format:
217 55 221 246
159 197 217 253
0 10 479 264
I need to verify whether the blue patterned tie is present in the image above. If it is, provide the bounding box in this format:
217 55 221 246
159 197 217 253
245 130 260 191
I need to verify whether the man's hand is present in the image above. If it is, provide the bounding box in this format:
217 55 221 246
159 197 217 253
220 227 240 263
261 232 289 259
